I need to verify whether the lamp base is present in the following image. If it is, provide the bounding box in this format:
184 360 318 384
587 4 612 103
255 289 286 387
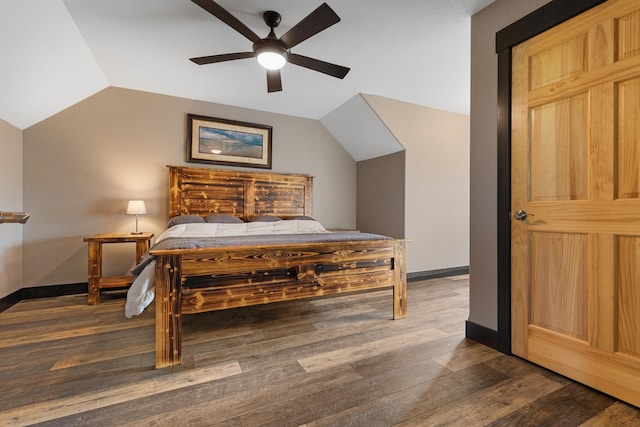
131 231 144 235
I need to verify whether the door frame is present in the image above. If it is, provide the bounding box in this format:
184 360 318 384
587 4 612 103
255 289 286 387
494 0 607 354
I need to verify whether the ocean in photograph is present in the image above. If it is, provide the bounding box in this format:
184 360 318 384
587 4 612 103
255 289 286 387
199 127 263 159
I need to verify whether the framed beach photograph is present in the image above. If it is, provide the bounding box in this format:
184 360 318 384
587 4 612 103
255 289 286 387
186 114 272 169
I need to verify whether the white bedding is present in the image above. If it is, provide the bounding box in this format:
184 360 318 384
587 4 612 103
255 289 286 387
125 220 330 318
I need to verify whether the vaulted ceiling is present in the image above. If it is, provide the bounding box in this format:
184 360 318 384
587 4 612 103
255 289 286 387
1 0 493 158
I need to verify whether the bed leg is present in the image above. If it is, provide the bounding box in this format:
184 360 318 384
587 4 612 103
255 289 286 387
393 241 407 319
155 254 182 368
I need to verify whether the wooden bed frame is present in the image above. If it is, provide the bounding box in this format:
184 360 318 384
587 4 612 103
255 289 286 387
152 166 407 368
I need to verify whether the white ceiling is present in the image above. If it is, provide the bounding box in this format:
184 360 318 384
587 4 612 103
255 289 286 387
321 94 402 161
0 0 493 131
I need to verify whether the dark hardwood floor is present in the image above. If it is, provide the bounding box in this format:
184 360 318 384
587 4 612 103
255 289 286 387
0 276 639 426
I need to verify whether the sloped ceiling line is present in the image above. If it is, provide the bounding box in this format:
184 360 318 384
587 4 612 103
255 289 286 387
320 93 404 162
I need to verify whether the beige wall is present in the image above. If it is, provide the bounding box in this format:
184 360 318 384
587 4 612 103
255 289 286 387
0 119 24 298
469 0 552 329
363 95 470 273
357 151 405 239
22 87 356 287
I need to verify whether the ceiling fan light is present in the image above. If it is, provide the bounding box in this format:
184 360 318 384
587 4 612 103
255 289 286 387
257 51 286 70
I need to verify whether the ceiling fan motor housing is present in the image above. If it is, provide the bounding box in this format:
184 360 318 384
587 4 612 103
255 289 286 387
254 37 288 57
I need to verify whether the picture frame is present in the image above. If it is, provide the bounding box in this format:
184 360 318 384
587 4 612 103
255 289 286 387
186 114 272 169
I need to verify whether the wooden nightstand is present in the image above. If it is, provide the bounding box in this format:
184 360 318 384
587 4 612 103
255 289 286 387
83 232 154 305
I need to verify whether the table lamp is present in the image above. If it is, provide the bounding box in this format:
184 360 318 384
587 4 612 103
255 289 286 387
126 200 147 234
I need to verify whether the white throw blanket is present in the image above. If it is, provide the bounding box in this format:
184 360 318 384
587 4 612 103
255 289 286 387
125 220 330 318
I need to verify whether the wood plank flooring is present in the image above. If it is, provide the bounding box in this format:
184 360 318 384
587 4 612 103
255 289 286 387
0 276 639 426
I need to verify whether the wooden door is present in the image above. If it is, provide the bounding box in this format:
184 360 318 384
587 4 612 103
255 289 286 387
511 0 640 407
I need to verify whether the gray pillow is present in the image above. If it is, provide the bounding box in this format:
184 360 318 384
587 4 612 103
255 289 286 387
248 215 282 222
205 213 243 224
167 215 205 228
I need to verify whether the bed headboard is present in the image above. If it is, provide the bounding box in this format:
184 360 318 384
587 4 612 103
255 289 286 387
168 166 313 220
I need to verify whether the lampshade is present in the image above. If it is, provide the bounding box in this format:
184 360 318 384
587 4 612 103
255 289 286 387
257 51 287 70
126 200 147 215
255 38 288 70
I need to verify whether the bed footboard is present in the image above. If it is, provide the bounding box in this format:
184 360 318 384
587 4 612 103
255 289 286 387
154 239 406 368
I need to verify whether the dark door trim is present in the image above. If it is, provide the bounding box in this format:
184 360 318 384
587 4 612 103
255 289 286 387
494 0 607 354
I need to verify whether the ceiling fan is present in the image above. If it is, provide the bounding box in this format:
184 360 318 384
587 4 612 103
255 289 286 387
189 0 350 93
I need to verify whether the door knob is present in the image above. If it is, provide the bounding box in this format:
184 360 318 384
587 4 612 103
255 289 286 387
514 209 531 222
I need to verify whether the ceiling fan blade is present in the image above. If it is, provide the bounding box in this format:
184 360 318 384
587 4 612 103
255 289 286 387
266 69 283 93
190 52 255 65
288 53 350 79
191 0 262 44
279 3 341 49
